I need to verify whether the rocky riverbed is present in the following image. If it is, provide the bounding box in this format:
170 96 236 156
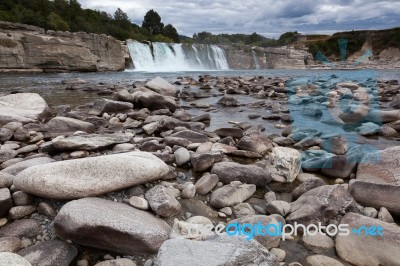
0 73 400 266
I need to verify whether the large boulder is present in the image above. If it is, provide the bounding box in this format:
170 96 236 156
1 157 55 175
335 213 400 266
17 239 78 266
43 116 95 138
50 133 134 151
266 147 301 183
54 197 171 255
146 77 178 97
14 152 170 199
211 162 272 186
0 93 51 127
154 235 279 266
286 185 363 226
133 87 177 112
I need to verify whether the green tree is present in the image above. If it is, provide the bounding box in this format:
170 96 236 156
142 9 164 35
163 24 179 42
47 12 70 31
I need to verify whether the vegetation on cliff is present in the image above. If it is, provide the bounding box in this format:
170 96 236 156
0 0 179 42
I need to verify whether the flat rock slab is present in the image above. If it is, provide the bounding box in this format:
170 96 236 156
336 213 400 266
154 235 278 266
54 197 171 255
0 93 51 127
211 162 272 186
17 239 78 266
51 133 134 151
14 152 170 199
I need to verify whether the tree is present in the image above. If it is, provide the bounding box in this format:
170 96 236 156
142 9 164 35
114 8 131 30
47 12 70 31
163 24 179 43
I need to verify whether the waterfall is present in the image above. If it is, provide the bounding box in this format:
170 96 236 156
127 41 229 71
252 50 260 70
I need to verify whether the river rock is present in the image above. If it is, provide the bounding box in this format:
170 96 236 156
335 213 400 266
0 188 13 217
210 182 256 208
356 122 381 136
133 87 177 112
89 99 133 116
95 259 137 266
0 128 14 142
211 162 272 186
54 197 171 255
305 255 344 266
0 252 32 266
1 157 55 175
286 185 363 226
214 128 243 138
292 178 327 200
266 200 291 217
321 155 357 179
170 130 208 143
174 147 190 166
154 234 279 266
217 96 240 106
0 237 21 252
191 152 222 172
236 130 273 154
14 152 170 199
0 150 17 164
145 185 181 217
0 219 41 238
17 239 78 266
320 136 348 155
302 233 334 254
146 77 178 97
43 116 95 138
266 147 301 183
0 93 51 127
129 196 149 210
51 133 134 151
8 206 36 220
195 173 219 195
114 89 134 103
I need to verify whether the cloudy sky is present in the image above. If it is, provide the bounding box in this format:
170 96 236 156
79 0 400 38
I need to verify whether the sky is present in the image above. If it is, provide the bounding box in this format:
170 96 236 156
79 0 400 38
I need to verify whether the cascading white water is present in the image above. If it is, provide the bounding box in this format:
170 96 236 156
252 50 260 70
127 41 229 71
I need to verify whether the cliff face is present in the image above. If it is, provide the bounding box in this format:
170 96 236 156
222 44 311 69
0 21 127 72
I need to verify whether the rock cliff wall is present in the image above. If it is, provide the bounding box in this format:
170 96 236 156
222 44 311 69
0 21 127 72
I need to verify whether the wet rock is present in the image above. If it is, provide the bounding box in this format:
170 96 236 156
228 215 282 249
214 128 243 138
170 130 208 143
0 93 51 127
0 252 32 266
14 152 170 200
302 106 323 118
0 237 21 252
211 162 272 186
266 147 301 183
133 87 177 112
320 136 348 155
195 174 219 195
0 188 13 217
154 235 278 266
17 239 78 266
339 104 369 124
217 96 240 106
286 185 363 226
51 133 134 151
335 213 400 266
1 157 55 175
145 185 181 217
356 122 381 136
210 182 256 208
321 155 357 179
43 117 95 138
55 197 171 255
89 99 133 116
146 77 178 97
0 219 41 238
